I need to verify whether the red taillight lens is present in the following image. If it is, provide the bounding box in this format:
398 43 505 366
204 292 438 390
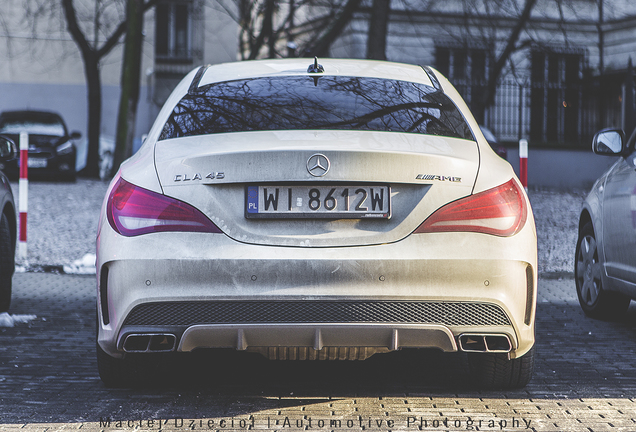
107 177 222 236
414 179 527 237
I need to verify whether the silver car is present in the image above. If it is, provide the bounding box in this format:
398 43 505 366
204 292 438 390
96 59 537 388
576 128 636 319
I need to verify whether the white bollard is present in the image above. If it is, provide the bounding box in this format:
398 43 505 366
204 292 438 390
18 132 28 262
519 139 528 192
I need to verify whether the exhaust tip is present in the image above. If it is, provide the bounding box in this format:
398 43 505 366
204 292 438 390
459 334 511 353
149 334 176 351
123 333 176 352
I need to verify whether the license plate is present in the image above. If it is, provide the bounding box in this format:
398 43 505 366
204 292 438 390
27 158 47 168
245 185 391 219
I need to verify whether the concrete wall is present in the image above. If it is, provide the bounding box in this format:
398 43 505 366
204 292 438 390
506 147 620 191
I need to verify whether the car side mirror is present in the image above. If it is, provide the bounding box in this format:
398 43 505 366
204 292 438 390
0 135 17 161
592 129 624 156
70 131 82 140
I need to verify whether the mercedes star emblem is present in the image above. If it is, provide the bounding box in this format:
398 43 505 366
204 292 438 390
306 154 330 177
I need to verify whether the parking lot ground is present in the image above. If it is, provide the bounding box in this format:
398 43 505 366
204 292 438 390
2 272 636 431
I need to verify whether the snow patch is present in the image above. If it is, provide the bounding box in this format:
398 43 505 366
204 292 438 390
0 312 38 327
63 253 96 275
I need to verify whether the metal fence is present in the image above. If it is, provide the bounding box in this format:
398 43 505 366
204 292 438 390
454 77 630 148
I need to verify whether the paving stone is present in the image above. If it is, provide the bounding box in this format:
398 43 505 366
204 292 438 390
2 187 636 430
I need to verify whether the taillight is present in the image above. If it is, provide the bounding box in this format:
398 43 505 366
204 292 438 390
107 177 222 236
414 179 527 237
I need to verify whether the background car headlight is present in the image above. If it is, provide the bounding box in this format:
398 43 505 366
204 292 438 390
106 177 222 236
56 141 75 155
414 179 527 237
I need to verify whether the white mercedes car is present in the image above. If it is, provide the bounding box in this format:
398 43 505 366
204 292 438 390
96 58 537 389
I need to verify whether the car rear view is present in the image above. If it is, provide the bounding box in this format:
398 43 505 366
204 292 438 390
96 59 537 389
0 110 80 181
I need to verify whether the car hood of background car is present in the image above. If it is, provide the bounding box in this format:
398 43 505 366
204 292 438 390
3 133 64 148
152 130 479 247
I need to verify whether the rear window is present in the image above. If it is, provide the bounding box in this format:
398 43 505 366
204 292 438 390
160 76 473 141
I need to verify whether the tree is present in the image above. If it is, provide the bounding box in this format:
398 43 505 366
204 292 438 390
112 0 145 177
366 0 391 60
62 0 157 179
219 0 363 60
304 0 363 57
483 0 537 107
62 0 126 179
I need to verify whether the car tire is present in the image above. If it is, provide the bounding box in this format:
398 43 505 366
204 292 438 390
97 342 154 388
467 346 535 389
65 170 77 183
575 222 630 319
97 341 174 388
0 213 14 312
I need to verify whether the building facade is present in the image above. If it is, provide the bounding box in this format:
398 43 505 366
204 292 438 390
330 0 636 147
0 0 238 153
1 0 633 151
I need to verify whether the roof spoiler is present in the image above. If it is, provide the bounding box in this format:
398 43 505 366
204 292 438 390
420 66 441 91
188 65 211 95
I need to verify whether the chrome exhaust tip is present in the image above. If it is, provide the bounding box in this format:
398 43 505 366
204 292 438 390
458 333 512 353
123 333 176 353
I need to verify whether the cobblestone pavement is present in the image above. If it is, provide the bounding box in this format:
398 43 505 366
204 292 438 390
10 179 108 268
1 272 636 431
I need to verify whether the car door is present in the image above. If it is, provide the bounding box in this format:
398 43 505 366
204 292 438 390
602 150 636 287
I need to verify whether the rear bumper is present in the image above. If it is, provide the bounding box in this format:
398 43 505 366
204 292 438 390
97 225 537 360
2 151 76 177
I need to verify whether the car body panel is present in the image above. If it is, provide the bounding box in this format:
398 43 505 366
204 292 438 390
154 131 478 247
196 59 435 89
579 126 636 303
601 153 636 282
581 153 636 298
97 226 536 359
0 135 17 312
0 166 16 238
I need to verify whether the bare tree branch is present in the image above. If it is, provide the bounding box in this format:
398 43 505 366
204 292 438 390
301 0 362 57
484 0 538 107
98 0 160 57
62 0 92 57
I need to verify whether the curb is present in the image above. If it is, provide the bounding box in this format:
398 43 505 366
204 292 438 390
15 253 97 276
15 264 95 275
539 271 574 280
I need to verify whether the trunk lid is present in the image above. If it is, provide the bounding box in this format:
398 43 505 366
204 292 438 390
155 130 479 247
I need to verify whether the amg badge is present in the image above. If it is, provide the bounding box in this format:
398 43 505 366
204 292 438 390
416 174 461 182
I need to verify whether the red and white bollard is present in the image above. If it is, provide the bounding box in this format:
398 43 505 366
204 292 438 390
519 139 528 191
18 132 28 262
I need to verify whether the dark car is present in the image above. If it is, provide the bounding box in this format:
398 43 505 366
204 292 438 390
0 135 17 312
575 127 636 319
0 110 81 181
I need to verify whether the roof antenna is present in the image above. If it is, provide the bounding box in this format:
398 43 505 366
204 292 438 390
307 57 324 74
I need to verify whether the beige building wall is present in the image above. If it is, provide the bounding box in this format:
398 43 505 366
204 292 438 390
0 0 238 147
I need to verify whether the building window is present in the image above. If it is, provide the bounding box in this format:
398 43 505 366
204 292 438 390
155 1 193 62
435 46 489 123
530 49 583 145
